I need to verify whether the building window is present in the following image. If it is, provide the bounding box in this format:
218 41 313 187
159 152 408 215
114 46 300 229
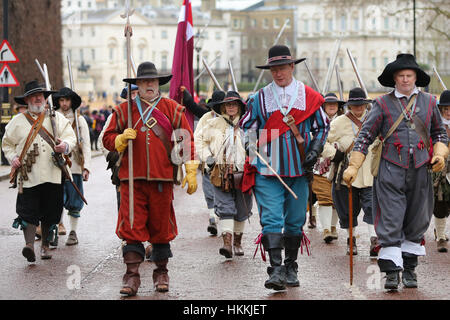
372 18 376 29
384 57 389 65
91 49 95 61
251 19 257 28
327 19 333 31
339 57 344 68
230 40 235 49
161 30 168 39
263 18 269 29
372 57 376 68
353 18 359 31
79 49 84 62
242 36 248 50
233 19 239 29
304 20 309 33
215 32 221 40
162 54 168 70
91 27 95 37
340 15 347 31
274 18 280 28
315 19 321 32
384 17 389 29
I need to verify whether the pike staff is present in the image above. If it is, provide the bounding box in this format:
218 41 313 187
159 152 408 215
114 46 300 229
67 54 85 171
228 59 238 92
348 181 354 285
322 38 342 95
347 49 369 98
252 19 290 93
304 60 320 92
433 66 447 90
202 57 223 91
121 0 135 229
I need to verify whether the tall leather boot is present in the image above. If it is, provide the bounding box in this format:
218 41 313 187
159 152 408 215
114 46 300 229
378 259 403 290
219 232 233 258
262 233 286 291
402 253 418 288
22 224 36 262
233 233 244 256
283 234 302 287
40 224 52 260
120 251 144 296
153 259 169 292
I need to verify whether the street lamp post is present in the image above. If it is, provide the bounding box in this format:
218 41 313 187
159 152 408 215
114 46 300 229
1 0 9 165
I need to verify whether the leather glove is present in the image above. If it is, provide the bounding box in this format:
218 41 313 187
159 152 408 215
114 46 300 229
332 149 345 163
182 88 195 110
431 142 449 172
303 150 318 169
106 151 120 170
182 160 199 195
114 128 137 153
303 138 324 169
343 151 366 186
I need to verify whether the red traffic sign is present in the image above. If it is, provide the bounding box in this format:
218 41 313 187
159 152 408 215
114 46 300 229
0 64 19 87
0 40 19 63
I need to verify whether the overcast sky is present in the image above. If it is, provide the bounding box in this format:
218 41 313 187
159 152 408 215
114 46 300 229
191 0 260 10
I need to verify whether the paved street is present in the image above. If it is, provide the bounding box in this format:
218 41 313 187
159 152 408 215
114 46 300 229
0 155 449 301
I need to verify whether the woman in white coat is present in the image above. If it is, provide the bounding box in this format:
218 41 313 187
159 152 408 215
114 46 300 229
195 91 253 259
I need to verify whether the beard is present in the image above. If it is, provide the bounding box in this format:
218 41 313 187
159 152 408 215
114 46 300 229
28 102 46 114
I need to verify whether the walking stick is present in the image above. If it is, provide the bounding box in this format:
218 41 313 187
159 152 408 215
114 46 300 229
348 182 353 285
121 0 135 229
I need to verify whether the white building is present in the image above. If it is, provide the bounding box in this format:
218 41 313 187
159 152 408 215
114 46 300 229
61 1 238 99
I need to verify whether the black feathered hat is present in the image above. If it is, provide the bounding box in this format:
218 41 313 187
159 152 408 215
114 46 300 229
346 87 373 106
256 45 306 70
323 92 345 109
206 90 226 109
438 90 450 108
52 87 82 111
123 62 172 86
14 80 57 106
212 91 246 116
378 53 430 88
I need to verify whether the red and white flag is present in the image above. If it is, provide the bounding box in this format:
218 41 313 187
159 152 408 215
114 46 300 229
170 0 195 129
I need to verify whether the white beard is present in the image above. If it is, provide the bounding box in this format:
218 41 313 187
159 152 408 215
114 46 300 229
28 103 45 114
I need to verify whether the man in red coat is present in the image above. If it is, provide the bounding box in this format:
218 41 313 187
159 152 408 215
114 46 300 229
103 62 199 296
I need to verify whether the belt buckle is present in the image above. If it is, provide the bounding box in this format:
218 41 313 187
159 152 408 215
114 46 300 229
145 117 157 130
283 115 295 126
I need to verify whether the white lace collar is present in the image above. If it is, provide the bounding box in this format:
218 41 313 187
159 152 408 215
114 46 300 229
263 78 306 113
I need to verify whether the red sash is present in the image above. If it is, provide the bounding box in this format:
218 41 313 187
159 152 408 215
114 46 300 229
258 85 324 147
242 85 324 191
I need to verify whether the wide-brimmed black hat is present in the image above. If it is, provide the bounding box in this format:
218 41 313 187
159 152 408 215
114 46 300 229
256 45 306 70
212 91 246 115
206 90 226 109
14 80 57 106
438 90 450 108
378 53 430 88
346 87 373 106
123 62 172 86
52 87 82 111
323 93 345 109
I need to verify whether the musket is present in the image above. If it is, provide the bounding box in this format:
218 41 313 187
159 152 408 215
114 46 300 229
194 52 222 82
322 38 342 95
433 66 447 90
67 54 85 171
335 64 344 101
130 54 137 78
228 59 238 92
250 146 298 200
253 18 290 93
121 0 135 229
42 63 88 205
348 182 354 285
304 60 320 92
202 57 223 91
346 48 369 98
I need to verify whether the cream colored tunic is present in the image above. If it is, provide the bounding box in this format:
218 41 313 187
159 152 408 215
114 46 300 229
2 111 77 188
57 109 92 175
322 110 375 188
195 113 246 172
